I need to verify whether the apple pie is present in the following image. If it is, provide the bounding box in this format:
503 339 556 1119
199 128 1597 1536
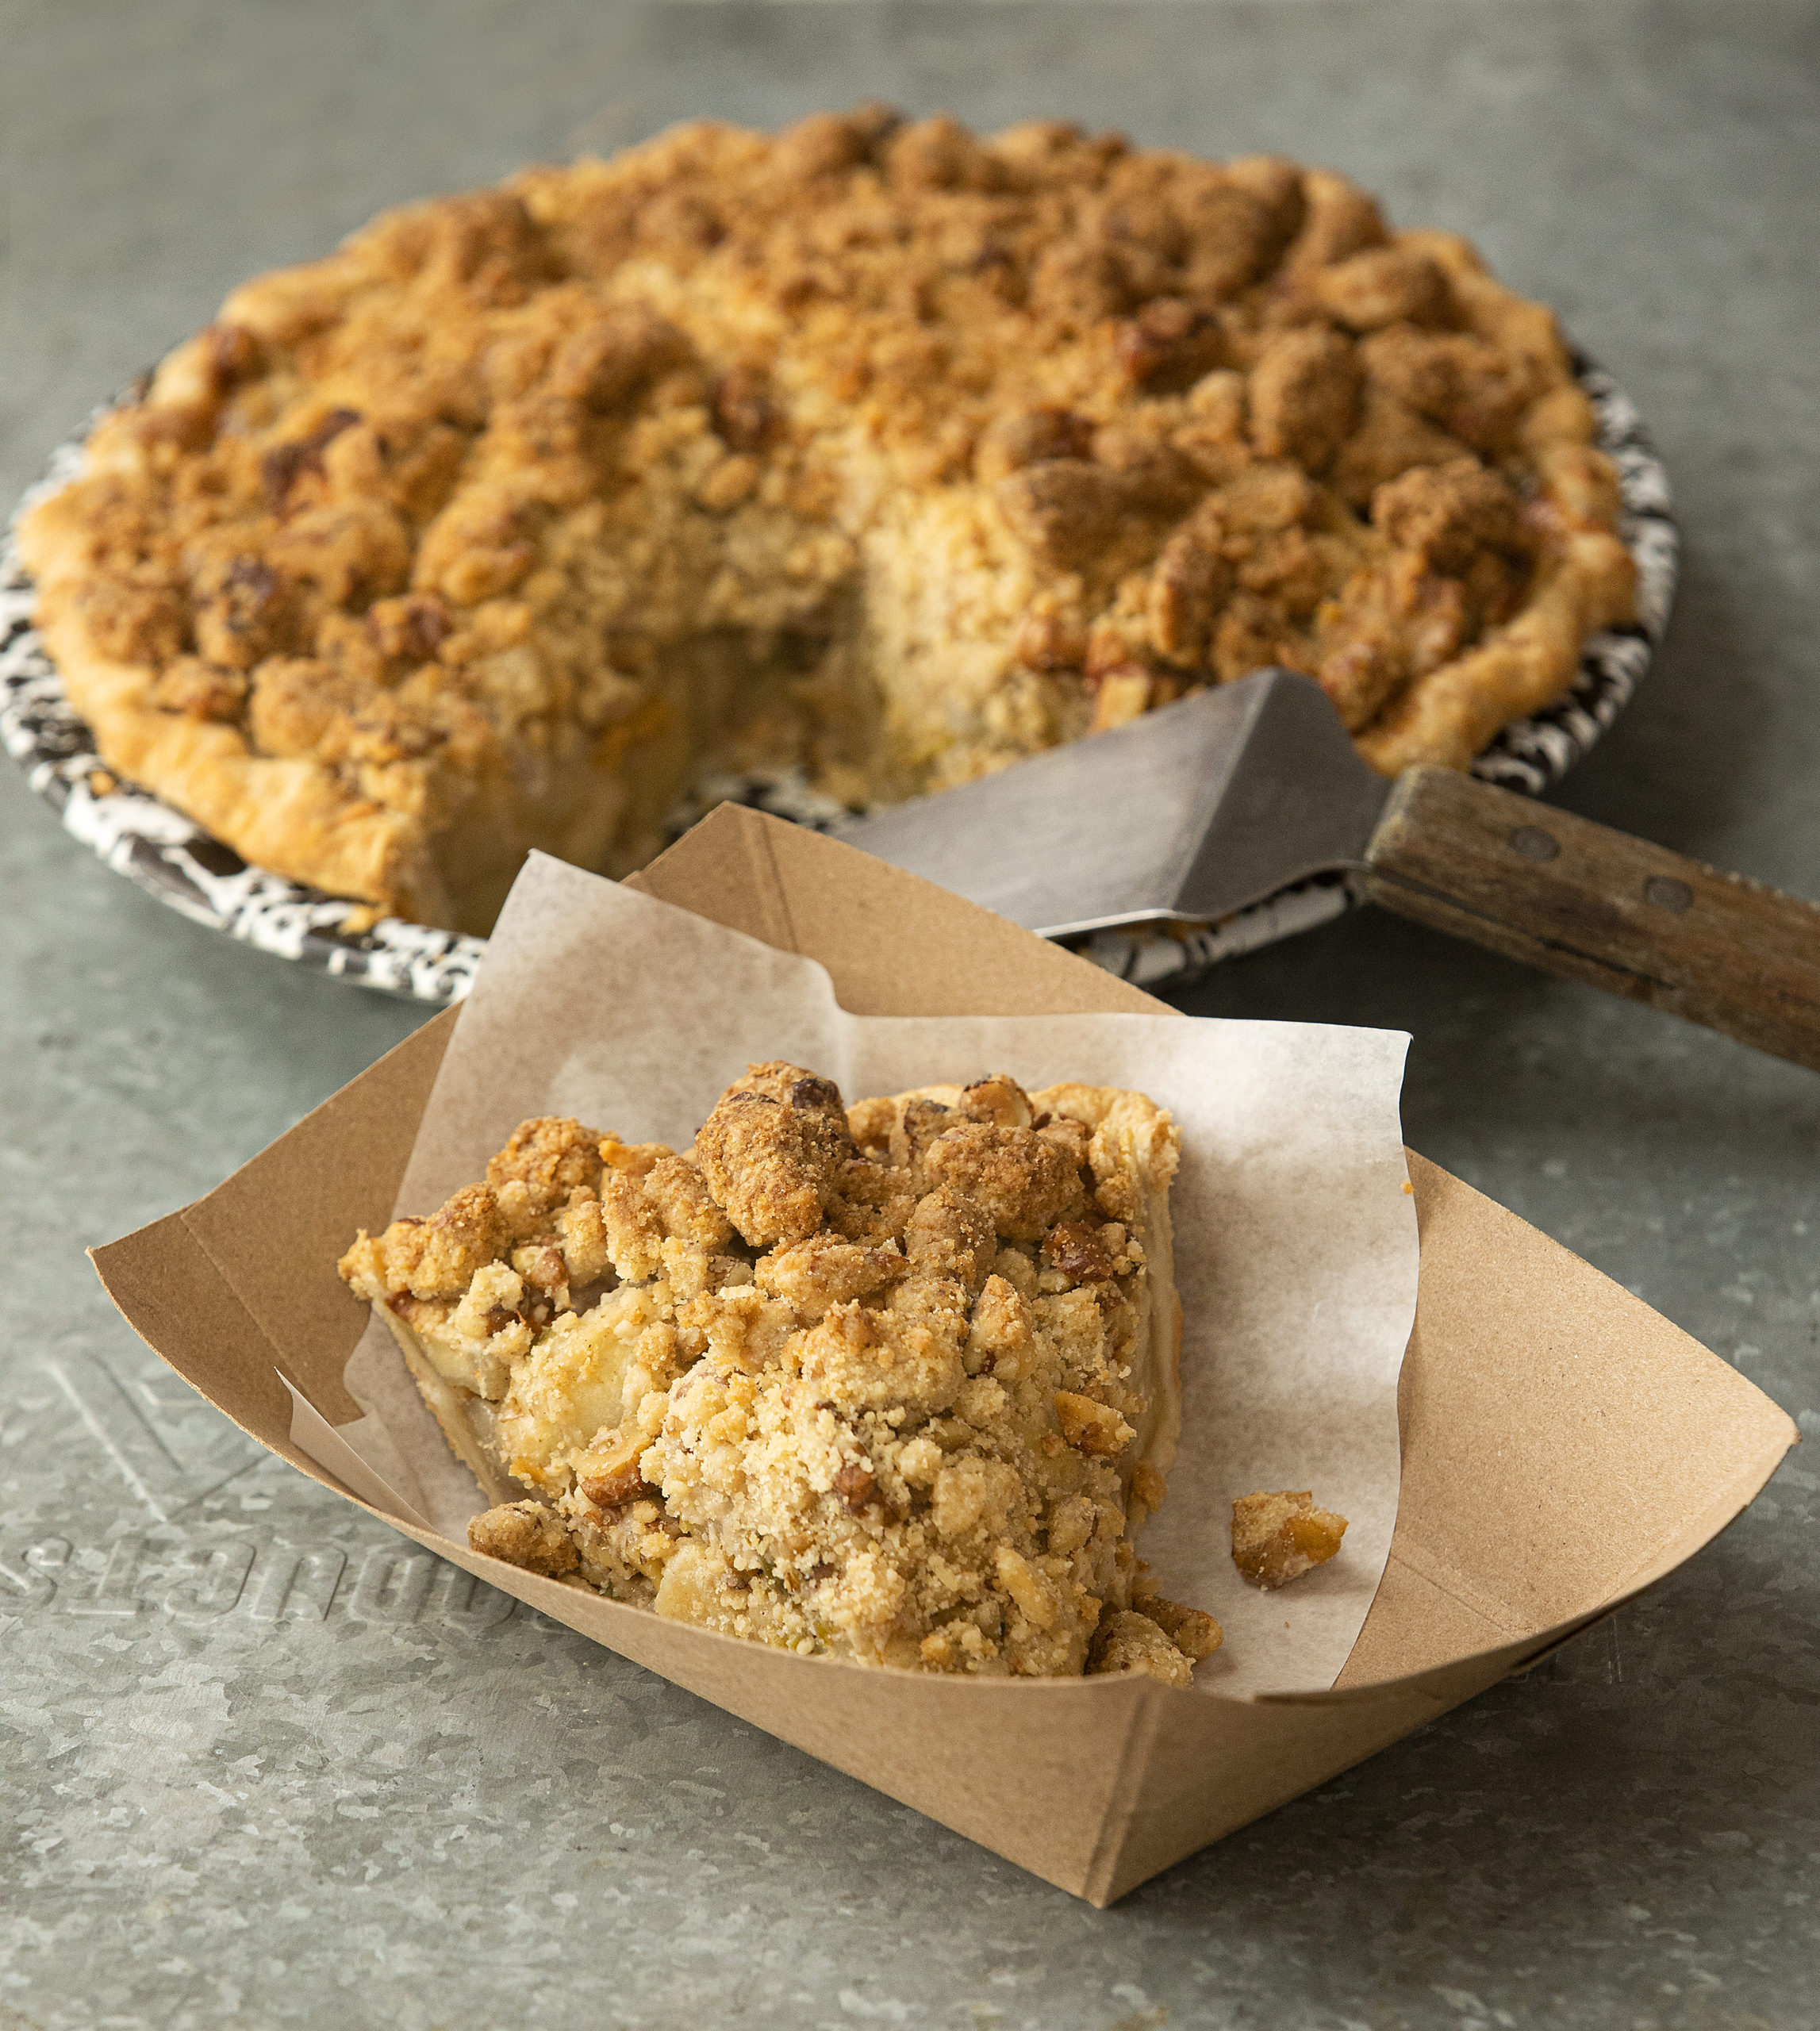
21 109 1635 933
339 1062 1222 1682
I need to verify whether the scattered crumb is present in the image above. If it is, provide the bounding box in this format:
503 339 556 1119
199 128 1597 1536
1231 1489 1348 1589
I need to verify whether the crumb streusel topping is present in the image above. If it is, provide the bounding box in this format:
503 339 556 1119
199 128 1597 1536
340 1063 1221 1682
23 109 1634 931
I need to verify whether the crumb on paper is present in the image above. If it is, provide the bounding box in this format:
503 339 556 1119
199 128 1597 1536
1231 1490 1349 1589
1088 1611 1196 1687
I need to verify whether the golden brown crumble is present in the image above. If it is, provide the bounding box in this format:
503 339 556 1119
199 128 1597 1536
25 109 1633 931
1231 1489 1349 1589
341 1063 1217 1681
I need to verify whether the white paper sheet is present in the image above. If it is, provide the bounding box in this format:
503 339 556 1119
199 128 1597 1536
309 854 1419 1696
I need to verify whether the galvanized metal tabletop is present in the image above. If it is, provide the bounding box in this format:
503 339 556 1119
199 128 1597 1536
3 3 1817 2025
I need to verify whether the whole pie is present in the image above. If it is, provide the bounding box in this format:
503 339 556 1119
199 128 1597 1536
339 1062 1223 1682
21 109 1635 934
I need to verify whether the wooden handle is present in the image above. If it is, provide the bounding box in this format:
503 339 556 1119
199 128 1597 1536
1359 767 1820 1072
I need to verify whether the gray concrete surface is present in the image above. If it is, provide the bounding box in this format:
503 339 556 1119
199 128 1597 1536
3 2 1818 2025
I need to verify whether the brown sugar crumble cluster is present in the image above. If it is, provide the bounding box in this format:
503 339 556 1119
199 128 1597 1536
22 107 1634 933
1231 1490 1349 1589
340 1063 1223 1683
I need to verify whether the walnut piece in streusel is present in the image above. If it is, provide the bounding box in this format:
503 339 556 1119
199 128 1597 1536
340 1063 1219 1681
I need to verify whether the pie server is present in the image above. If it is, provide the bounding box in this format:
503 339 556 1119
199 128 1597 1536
837 666 1820 1072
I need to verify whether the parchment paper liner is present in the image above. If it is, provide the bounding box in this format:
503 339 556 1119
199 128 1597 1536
324 850 1418 1695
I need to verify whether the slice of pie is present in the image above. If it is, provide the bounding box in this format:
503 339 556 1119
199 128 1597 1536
21 109 1636 934
339 1062 1221 1682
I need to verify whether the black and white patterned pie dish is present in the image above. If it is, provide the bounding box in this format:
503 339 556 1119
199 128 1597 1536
1 356 1676 1004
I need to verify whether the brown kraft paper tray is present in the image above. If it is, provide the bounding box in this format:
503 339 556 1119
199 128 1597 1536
88 807 1797 1906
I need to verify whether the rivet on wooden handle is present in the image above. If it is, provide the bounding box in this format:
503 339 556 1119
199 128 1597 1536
1357 767 1820 1073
